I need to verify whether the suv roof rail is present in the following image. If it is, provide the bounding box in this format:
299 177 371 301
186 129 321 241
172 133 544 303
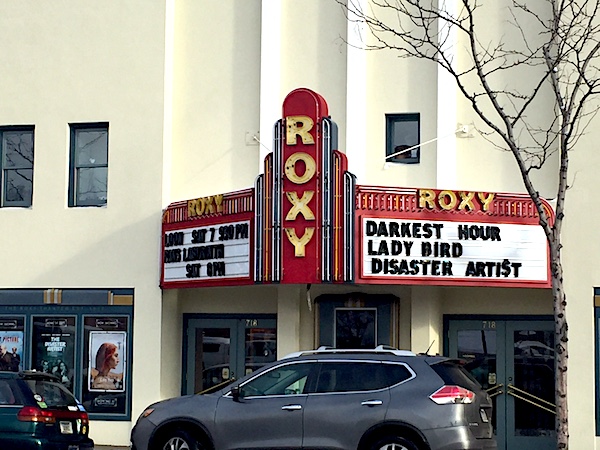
282 345 416 359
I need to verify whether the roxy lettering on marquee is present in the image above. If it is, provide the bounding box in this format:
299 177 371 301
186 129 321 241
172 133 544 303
419 189 495 212
283 116 317 257
187 195 224 218
286 116 315 145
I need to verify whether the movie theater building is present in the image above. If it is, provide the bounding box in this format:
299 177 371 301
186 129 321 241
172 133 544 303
1 2 599 449
161 87 558 450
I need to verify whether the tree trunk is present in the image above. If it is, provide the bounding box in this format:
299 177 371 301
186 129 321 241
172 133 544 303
551 240 568 449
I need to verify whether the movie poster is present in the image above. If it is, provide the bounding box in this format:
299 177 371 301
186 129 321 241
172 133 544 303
88 331 126 392
81 316 129 416
0 317 25 372
32 316 76 390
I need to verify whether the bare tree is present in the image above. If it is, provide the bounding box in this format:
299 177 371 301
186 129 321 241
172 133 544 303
340 0 600 447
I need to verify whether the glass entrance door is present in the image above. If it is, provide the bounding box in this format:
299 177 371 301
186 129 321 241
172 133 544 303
448 319 555 450
183 315 276 394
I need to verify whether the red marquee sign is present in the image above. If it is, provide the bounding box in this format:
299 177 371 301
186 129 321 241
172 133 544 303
160 88 553 290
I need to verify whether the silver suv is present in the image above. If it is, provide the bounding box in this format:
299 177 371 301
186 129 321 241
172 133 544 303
130 347 496 450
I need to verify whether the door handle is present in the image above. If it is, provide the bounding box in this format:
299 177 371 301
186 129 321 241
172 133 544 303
507 384 556 415
361 400 383 407
488 389 504 398
281 404 302 411
486 384 504 398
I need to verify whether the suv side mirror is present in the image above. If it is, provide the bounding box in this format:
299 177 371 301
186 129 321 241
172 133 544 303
231 386 242 402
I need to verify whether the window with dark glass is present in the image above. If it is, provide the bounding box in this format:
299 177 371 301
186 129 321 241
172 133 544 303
385 113 420 164
241 362 313 396
314 362 412 393
335 308 376 349
0 127 34 207
69 123 108 207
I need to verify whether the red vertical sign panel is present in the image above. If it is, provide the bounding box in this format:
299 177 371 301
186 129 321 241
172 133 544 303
280 89 328 283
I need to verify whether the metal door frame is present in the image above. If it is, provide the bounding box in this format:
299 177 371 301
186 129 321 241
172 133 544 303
445 315 554 450
182 314 276 395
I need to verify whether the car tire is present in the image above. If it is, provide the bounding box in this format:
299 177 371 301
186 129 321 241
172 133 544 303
370 435 419 450
159 429 202 450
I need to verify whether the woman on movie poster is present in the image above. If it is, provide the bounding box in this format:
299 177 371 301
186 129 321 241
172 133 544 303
89 331 126 392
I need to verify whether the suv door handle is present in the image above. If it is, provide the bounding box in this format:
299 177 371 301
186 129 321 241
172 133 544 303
281 404 302 411
361 400 383 407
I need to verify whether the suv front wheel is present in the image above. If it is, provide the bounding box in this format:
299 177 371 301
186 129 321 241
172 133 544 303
370 435 419 450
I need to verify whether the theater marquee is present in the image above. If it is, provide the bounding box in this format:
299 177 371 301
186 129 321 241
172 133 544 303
354 186 552 288
160 88 553 290
362 218 547 283
163 220 251 283
161 189 254 289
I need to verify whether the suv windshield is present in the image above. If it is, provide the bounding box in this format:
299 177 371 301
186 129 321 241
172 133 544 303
24 379 78 407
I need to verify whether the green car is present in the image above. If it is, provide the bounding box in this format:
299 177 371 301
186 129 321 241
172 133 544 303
0 370 94 450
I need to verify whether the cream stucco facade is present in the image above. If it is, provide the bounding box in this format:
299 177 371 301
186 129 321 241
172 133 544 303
0 1 596 449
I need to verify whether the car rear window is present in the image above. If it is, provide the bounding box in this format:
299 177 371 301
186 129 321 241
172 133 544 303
0 380 17 405
23 379 78 408
431 361 481 390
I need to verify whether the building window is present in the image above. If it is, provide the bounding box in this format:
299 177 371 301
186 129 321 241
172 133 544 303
69 123 108 207
385 113 420 164
317 293 396 349
335 308 377 349
1 127 34 207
